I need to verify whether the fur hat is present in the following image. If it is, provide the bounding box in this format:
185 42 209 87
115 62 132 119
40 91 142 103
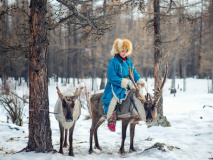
111 38 133 57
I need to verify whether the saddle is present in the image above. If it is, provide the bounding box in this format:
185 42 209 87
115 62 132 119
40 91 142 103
98 90 139 119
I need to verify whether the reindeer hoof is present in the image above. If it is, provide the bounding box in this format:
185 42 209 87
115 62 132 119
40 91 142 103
88 149 94 154
118 148 126 155
129 147 137 152
69 151 74 156
59 149 64 155
94 145 102 151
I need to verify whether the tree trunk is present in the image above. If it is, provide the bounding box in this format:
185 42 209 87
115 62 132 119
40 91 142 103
183 59 186 91
171 54 176 96
151 0 170 127
153 0 162 114
27 0 53 152
179 59 183 78
67 15 71 83
198 0 204 77
73 24 77 87
92 48 97 92
212 49 213 93
100 71 106 90
211 1 213 93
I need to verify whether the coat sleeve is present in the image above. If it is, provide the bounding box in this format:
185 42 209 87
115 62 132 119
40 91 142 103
107 59 129 89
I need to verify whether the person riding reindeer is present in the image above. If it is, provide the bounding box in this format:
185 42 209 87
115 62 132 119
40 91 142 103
101 38 147 132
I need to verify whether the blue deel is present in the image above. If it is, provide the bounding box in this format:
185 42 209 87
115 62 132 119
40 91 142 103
101 55 141 115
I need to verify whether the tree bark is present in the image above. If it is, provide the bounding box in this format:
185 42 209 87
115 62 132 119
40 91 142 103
153 0 162 115
151 0 170 127
27 0 53 152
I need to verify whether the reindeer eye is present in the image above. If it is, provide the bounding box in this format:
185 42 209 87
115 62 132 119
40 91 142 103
71 102 75 108
62 100 67 107
144 103 148 109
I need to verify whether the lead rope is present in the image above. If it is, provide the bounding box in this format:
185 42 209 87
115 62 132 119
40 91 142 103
29 108 59 114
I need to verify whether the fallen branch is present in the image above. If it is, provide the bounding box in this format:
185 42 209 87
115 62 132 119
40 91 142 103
203 105 213 108
143 142 180 152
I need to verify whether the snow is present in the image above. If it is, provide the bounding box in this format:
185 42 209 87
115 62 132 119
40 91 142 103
0 78 213 160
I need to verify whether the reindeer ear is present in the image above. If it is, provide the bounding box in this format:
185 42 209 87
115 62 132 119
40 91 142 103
56 86 65 100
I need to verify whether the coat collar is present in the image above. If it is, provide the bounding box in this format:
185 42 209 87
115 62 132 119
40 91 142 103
115 55 129 63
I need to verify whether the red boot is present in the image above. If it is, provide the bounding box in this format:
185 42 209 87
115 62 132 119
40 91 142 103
108 122 115 132
108 112 116 132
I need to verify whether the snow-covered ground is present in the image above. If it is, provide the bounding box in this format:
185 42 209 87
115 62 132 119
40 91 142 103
0 78 213 160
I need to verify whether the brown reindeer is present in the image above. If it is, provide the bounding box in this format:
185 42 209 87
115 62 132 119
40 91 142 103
89 64 168 154
54 86 83 156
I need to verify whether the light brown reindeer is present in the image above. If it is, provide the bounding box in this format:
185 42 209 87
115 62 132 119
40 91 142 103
89 64 168 154
54 86 83 156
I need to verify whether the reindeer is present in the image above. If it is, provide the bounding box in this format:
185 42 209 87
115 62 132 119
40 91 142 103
89 64 168 154
54 86 83 156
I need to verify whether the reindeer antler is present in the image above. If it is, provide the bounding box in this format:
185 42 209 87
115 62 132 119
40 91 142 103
128 66 146 102
148 93 153 105
160 63 168 90
56 86 65 100
153 63 168 106
128 67 139 90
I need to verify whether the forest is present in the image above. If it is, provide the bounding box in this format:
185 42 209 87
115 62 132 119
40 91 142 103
0 0 213 159
1 0 212 82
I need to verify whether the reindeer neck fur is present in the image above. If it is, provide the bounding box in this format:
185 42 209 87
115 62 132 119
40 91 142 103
54 90 81 129
132 94 146 122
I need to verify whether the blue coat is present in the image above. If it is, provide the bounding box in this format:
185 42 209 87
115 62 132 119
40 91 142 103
101 55 142 116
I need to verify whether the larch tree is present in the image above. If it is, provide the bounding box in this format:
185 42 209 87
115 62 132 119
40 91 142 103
151 0 171 127
27 0 53 152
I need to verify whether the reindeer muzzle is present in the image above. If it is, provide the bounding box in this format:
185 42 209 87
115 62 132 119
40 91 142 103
65 118 73 122
65 115 73 122
146 118 153 125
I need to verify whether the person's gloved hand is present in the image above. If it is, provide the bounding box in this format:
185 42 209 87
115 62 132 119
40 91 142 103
127 80 135 90
138 83 146 88
137 79 147 89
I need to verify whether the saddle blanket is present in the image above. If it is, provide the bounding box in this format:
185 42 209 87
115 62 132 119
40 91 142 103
98 90 145 120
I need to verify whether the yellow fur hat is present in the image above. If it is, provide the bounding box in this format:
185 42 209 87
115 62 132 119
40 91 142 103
111 38 133 57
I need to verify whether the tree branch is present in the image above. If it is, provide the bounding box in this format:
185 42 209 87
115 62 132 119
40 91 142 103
56 0 104 35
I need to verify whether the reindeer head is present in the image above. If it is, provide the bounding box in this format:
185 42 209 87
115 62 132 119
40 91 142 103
129 64 168 124
143 93 158 124
56 87 83 122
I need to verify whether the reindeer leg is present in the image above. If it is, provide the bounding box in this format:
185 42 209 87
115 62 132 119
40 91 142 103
68 123 75 156
59 122 64 155
94 117 105 150
63 129 68 148
89 117 98 154
119 119 129 155
89 93 104 154
129 123 137 152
